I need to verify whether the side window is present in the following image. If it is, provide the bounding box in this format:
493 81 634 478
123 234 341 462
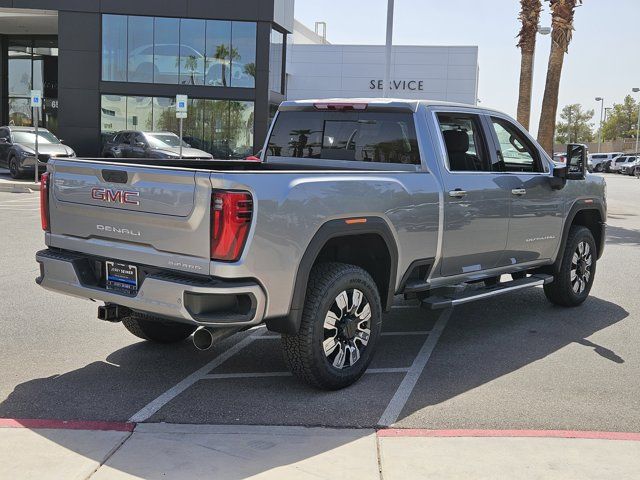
490 117 543 173
133 133 146 145
436 113 490 172
121 133 133 145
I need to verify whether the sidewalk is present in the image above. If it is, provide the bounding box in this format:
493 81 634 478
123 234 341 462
1 420 640 480
0 169 39 193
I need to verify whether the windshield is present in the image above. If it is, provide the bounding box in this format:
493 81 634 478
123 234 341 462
12 131 61 145
146 133 188 148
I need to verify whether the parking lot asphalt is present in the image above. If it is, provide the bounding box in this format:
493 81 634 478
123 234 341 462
0 173 639 431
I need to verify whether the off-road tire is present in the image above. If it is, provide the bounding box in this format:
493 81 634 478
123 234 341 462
8 156 23 179
281 262 382 390
122 312 196 343
544 226 596 307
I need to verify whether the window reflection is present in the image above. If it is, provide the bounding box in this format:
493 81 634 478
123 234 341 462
102 15 258 89
269 29 284 93
8 98 31 126
153 17 179 84
179 19 206 85
205 21 232 87
101 95 255 159
101 95 127 134
152 97 178 132
127 16 154 83
230 22 256 88
102 15 127 81
126 96 153 131
229 101 254 158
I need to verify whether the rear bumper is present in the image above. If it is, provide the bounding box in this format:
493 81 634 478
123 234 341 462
35 249 266 327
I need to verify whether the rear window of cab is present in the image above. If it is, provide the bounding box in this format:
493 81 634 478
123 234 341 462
267 111 420 165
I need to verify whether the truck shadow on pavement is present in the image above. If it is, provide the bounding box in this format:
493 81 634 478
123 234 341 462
0 292 629 425
0 292 630 478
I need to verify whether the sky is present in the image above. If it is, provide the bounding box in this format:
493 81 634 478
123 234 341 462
294 0 638 137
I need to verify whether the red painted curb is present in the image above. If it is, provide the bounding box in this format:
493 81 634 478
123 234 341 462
377 429 640 442
0 418 135 432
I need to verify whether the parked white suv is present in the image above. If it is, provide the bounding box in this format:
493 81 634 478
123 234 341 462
588 152 623 172
610 155 630 173
621 156 639 175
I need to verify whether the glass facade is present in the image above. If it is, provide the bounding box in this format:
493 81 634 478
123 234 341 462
7 38 59 133
269 29 285 93
102 14 257 88
101 95 254 159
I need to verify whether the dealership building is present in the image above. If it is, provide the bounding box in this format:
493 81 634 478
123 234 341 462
0 1 479 157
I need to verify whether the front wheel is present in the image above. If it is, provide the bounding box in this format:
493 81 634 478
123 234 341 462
8 156 23 179
281 262 382 390
122 313 196 343
544 226 596 307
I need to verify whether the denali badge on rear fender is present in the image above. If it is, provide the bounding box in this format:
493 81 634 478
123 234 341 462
97 224 141 237
91 187 140 206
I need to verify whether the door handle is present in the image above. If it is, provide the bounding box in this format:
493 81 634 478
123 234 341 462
449 189 468 198
511 188 527 196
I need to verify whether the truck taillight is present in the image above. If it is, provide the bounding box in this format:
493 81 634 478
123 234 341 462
40 172 50 232
210 191 253 262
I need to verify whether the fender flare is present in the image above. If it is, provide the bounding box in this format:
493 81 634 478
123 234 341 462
265 217 399 334
554 199 606 271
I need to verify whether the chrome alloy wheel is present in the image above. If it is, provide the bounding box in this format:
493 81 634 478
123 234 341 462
322 289 371 369
571 241 592 294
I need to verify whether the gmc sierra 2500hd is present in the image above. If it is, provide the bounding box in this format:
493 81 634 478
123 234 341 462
36 99 606 390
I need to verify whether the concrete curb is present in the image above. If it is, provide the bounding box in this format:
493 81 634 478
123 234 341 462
0 180 38 193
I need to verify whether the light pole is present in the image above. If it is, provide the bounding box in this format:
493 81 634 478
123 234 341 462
632 88 640 153
382 0 395 98
595 97 604 153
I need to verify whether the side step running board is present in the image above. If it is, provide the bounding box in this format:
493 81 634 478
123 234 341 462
422 274 554 310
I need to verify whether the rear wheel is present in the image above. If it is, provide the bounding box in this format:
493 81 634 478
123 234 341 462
122 312 196 343
544 226 596 307
281 262 382 390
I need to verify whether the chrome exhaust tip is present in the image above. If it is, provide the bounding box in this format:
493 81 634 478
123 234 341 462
192 326 244 351
193 327 215 351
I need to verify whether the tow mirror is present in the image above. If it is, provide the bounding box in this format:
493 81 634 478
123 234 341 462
566 143 587 180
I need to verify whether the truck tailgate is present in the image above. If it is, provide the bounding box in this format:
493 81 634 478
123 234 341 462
47 159 213 274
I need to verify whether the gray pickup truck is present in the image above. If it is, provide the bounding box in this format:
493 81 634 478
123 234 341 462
36 99 606 390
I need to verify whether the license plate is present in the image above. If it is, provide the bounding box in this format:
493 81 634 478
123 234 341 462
105 261 138 294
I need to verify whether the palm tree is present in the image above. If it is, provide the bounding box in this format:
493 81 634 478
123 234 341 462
212 44 240 87
537 0 582 154
516 0 543 130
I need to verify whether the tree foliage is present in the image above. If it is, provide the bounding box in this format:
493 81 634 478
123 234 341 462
601 95 639 141
555 104 594 143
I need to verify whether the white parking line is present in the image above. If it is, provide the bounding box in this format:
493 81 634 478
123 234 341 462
128 331 261 423
377 308 453 427
201 367 411 380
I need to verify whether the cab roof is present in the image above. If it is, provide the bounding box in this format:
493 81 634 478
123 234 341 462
279 98 490 113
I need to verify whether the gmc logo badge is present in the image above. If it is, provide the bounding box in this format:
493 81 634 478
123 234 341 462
91 187 140 206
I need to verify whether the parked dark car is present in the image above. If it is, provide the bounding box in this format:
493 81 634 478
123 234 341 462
0 126 76 179
101 131 213 160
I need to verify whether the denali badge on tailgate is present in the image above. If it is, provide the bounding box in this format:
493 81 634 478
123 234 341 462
91 187 140 205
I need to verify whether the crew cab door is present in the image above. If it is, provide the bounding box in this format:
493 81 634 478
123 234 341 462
486 116 563 264
434 111 510 276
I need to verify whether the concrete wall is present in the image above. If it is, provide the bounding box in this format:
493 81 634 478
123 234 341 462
287 45 478 104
